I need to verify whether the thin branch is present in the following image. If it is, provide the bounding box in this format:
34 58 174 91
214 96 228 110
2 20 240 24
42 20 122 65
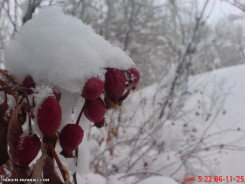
226 0 245 12
159 0 210 119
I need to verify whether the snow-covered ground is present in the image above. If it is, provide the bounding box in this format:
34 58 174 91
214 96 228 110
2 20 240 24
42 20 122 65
186 64 245 177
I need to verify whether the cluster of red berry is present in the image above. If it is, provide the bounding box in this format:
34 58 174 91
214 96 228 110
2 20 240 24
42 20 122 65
7 67 139 166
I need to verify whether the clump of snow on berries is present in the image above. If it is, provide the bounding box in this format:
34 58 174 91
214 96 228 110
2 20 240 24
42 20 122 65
3 6 139 181
33 84 55 108
4 7 135 93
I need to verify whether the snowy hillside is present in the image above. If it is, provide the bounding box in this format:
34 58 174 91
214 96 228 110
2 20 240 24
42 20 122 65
186 64 245 177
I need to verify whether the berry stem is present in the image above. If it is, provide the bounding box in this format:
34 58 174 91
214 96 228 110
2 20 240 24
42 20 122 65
48 143 70 182
75 106 85 125
16 86 33 94
0 85 14 91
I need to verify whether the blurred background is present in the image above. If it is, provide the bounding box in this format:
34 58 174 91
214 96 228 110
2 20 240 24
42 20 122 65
1 0 245 88
1 0 245 183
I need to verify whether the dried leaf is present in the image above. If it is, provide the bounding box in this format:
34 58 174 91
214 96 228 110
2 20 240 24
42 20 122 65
0 79 8 87
0 79 18 101
104 96 121 110
43 155 63 184
7 103 31 178
47 143 70 182
0 93 8 117
64 180 72 184
5 90 18 102
27 148 47 184
0 69 17 85
7 103 25 163
0 93 9 165
43 136 64 184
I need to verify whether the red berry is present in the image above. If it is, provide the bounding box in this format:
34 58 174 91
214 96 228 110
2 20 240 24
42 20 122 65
22 75 35 88
104 68 126 101
17 134 41 166
53 87 61 102
125 68 140 89
37 97 62 137
83 77 104 100
84 97 105 123
59 124 84 157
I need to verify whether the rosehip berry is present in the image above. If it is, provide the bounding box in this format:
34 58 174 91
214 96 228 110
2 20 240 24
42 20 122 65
104 68 126 101
59 124 84 158
84 97 105 123
125 68 140 89
37 97 62 137
53 87 61 102
22 75 35 88
17 134 41 166
83 77 104 100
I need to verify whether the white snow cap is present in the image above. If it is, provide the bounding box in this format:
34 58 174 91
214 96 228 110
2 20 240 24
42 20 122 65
4 7 135 93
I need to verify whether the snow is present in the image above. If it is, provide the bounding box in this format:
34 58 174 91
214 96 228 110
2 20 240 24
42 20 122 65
77 173 178 184
4 7 134 93
185 64 245 177
33 84 55 108
3 4 245 184
149 151 185 180
76 173 107 184
3 6 135 182
86 64 245 184
139 176 179 184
